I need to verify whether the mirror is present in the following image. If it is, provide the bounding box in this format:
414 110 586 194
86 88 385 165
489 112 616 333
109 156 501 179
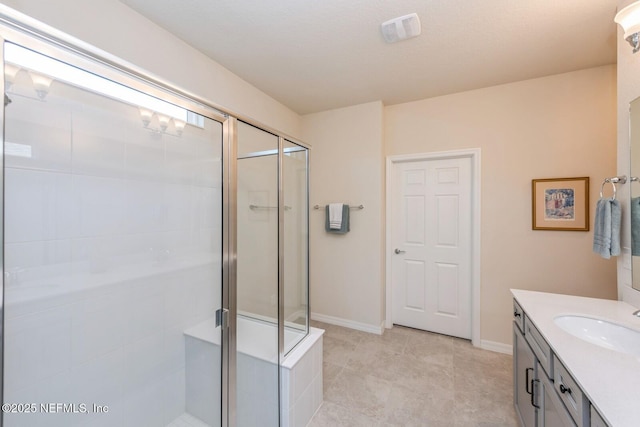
630 97 640 290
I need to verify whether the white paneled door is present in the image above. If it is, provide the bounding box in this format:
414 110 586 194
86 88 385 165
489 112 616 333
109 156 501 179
391 156 472 339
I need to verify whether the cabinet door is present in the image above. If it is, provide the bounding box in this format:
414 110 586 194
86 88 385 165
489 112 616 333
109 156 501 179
590 406 609 427
514 325 537 427
537 365 577 427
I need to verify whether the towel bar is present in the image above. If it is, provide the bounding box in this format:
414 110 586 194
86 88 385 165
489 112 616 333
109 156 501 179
313 204 364 210
600 175 627 200
249 204 291 211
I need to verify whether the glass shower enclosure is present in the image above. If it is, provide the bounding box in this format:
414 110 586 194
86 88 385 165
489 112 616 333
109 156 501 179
0 10 309 427
235 122 309 426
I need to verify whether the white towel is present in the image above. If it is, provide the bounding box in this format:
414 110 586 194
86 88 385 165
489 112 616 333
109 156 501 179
329 203 344 230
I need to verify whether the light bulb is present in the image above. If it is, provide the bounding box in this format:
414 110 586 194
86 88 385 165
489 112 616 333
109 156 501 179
139 107 153 127
157 114 170 132
4 63 20 90
173 119 186 136
28 71 53 99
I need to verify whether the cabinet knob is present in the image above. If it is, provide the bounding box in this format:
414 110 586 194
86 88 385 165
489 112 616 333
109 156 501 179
559 384 572 395
514 310 522 318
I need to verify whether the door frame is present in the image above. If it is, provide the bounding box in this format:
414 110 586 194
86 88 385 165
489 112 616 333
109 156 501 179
385 148 481 347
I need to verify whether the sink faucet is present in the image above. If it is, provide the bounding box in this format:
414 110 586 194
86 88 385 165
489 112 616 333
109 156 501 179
633 310 640 317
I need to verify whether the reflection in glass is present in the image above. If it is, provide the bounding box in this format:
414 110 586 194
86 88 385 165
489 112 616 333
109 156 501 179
3 44 223 426
631 98 640 291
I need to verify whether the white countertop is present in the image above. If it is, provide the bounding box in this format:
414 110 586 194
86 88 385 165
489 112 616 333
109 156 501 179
511 290 640 427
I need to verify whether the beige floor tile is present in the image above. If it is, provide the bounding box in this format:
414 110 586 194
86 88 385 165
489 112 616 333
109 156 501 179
310 323 518 427
324 367 393 420
322 335 358 367
322 361 343 392
382 382 455 426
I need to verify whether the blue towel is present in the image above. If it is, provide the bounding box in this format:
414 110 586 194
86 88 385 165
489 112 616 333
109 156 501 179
593 198 621 259
632 197 640 256
325 205 350 234
611 198 621 257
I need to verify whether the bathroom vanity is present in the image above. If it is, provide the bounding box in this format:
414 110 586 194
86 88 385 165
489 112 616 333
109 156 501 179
512 290 640 427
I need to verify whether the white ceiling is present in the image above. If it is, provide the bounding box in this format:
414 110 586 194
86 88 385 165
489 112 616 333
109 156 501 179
120 0 618 115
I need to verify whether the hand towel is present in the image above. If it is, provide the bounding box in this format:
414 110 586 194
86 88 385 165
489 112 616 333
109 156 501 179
325 204 350 234
611 198 621 257
593 198 621 259
632 197 640 256
329 203 344 230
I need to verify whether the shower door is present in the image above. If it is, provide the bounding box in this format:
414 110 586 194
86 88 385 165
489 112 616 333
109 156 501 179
1 38 227 427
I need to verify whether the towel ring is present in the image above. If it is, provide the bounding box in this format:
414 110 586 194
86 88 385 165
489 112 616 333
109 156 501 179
600 179 617 200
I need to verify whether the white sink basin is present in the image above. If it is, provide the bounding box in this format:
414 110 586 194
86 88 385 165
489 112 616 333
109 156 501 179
554 315 640 356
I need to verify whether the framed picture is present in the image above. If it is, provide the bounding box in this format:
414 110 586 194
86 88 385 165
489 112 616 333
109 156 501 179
532 177 589 231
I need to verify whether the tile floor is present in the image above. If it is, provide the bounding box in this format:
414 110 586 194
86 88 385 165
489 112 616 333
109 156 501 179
308 321 518 427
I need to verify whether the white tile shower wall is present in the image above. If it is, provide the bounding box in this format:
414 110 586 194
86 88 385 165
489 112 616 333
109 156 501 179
185 336 221 425
3 83 222 427
235 358 279 426
281 334 323 427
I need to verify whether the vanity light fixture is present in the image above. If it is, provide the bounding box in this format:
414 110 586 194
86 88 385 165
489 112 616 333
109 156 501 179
174 119 186 136
4 63 20 90
157 114 170 132
6 43 193 136
5 43 188 121
139 107 154 127
615 1 640 53
28 71 53 99
138 108 186 136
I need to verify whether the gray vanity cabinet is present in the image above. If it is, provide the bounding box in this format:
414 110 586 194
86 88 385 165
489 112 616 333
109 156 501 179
513 308 578 427
513 298 609 427
537 365 577 427
514 324 537 427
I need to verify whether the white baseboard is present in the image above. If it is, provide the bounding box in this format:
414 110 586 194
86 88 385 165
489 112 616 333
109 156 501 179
311 312 384 335
480 339 512 355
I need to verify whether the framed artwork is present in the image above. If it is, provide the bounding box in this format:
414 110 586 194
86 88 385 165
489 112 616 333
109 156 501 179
532 177 589 231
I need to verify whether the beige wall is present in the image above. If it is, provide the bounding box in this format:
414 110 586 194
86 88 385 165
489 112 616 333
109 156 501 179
302 101 386 332
0 0 302 138
617 0 640 307
304 67 617 345
385 65 618 345
1 0 621 346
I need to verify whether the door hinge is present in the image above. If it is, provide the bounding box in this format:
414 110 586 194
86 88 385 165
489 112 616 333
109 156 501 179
215 308 229 329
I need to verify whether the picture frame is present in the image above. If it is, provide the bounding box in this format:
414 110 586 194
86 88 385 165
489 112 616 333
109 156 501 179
532 177 589 231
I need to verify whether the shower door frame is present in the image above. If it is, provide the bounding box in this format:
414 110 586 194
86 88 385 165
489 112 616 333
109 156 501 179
0 11 236 427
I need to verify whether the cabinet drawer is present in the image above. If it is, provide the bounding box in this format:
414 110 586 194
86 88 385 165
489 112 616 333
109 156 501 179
590 405 609 427
554 359 588 426
524 316 553 378
513 299 525 332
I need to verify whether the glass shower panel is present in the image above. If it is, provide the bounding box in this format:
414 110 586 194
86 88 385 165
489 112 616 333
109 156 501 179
236 121 279 427
3 43 224 427
282 140 309 354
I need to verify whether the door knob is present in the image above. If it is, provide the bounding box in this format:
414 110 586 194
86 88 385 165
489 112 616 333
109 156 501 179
394 248 406 254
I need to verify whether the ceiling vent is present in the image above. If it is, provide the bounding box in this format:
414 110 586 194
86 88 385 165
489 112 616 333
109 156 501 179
381 13 421 43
